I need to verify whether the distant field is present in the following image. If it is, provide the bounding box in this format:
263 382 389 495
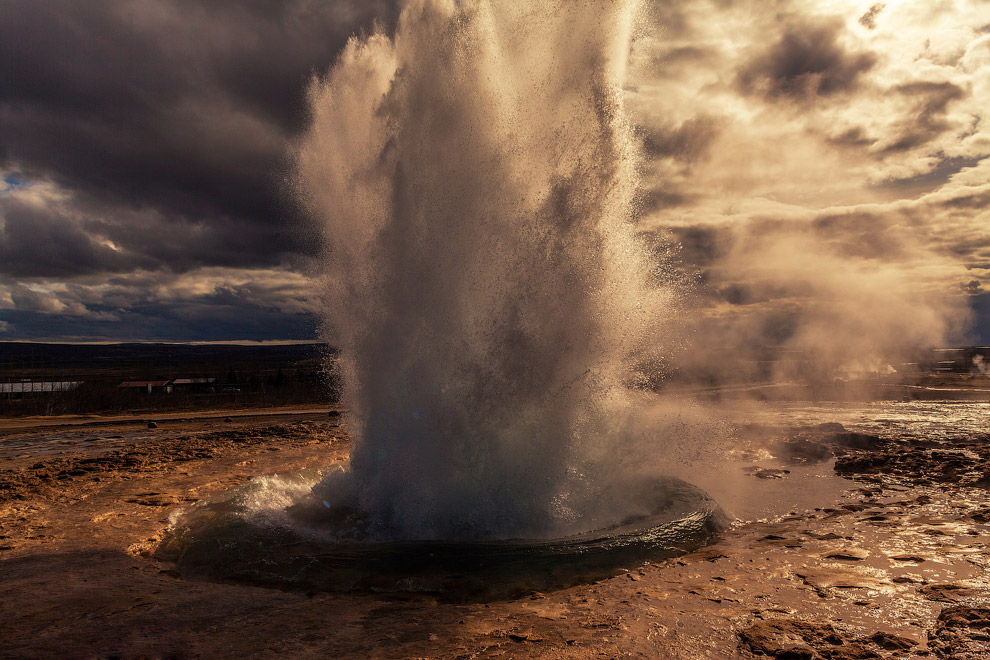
0 342 337 417
2 342 988 417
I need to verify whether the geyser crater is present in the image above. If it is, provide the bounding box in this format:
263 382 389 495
156 467 726 600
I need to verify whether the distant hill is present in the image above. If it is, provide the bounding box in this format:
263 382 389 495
0 342 332 381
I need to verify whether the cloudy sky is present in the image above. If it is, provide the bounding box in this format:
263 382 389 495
1 0 988 347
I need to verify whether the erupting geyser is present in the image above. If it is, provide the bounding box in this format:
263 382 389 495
297 0 687 541
158 0 726 596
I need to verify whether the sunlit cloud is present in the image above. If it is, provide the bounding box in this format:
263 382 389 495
625 0 990 375
0 0 987 348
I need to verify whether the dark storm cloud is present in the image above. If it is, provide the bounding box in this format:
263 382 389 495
0 189 309 280
944 236 990 261
643 44 721 80
811 211 910 261
0 0 398 275
639 115 720 165
875 155 984 194
737 19 876 101
666 225 725 270
716 283 769 306
0 265 320 341
0 304 319 343
9 285 67 315
76 202 303 274
879 82 967 154
827 126 876 149
652 45 715 70
858 3 886 30
634 117 720 213
941 189 990 210
0 198 141 277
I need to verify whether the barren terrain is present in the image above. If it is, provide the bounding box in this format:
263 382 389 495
2 407 989 659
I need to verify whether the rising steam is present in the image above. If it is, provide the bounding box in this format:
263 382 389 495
294 0 702 540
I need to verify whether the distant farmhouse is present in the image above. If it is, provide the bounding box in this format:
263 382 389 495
118 380 173 394
118 378 217 394
172 377 216 392
0 381 83 399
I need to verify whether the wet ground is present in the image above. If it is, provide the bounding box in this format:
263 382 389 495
1 404 989 659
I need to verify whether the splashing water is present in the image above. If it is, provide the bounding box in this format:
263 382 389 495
156 1 730 596
292 0 700 542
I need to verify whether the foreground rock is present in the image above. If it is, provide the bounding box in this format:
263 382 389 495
835 444 990 487
928 607 990 660
737 618 918 659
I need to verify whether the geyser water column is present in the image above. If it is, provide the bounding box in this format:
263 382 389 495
297 0 679 541
156 0 726 597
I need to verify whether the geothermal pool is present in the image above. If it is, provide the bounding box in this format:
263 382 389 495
155 399 989 598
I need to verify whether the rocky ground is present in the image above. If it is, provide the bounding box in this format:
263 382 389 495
1 408 988 659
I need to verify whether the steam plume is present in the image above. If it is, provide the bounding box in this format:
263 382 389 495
296 0 691 540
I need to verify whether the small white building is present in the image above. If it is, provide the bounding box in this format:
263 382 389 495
0 381 83 399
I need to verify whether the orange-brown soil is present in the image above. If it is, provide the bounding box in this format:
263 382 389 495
1 409 988 659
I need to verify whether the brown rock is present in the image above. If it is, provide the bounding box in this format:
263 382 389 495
927 606 990 660
823 548 869 561
816 423 847 433
126 493 180 507
969 508 990 523
819 644 882 660
739 620 885 659
777 437 832 463
919 583 985 603
738 619 841 657
862 631 915 651
826 432 884 450
753 468 791 480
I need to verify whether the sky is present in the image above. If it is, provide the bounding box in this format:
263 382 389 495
1 0 988 348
